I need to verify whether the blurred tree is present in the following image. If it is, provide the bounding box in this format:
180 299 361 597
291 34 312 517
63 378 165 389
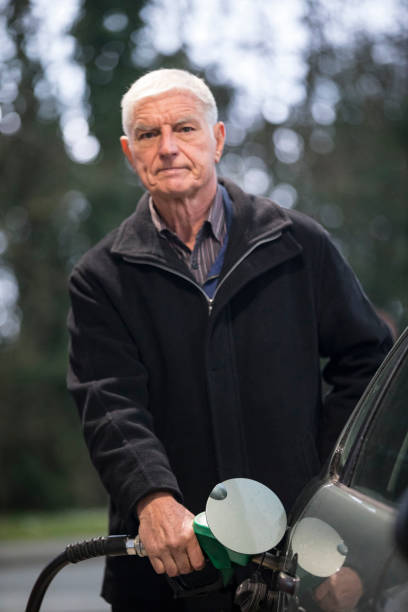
218 0 407 331
0 0 90 510
0 0 407 511
0 0 148 510
295 0 408 328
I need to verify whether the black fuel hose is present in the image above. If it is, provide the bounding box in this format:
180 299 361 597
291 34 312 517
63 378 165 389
25 535 132 612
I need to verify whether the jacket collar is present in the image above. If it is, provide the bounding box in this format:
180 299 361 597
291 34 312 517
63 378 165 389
111 178 293 263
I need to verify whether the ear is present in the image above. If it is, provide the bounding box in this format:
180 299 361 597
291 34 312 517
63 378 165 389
120 135 133 164
213 122 226 163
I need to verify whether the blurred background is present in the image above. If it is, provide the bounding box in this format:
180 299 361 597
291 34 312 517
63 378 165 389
0 0 407 519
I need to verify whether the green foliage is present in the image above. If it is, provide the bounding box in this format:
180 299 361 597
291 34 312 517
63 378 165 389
0 0 407 511
0 507 107 540
293 35 408 324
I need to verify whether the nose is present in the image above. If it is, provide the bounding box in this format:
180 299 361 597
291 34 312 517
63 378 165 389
158 127 178 157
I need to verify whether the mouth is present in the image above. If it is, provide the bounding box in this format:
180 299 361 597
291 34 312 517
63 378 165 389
157 167 188 174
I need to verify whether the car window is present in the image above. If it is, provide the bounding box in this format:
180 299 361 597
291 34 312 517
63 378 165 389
338 362 393 472
336 338 405 475
350 350 408 505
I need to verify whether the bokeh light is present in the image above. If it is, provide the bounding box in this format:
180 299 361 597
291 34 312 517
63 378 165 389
0 266 21 341
271 184 298 209
273 128 304 164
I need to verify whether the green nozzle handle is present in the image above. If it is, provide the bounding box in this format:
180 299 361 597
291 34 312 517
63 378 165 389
193 512 251 585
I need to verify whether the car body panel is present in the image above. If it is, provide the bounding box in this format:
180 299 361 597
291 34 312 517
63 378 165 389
279 327 408 611
285 483 408 610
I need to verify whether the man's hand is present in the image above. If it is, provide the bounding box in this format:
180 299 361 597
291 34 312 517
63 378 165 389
314 567 363 612
136 491 205 577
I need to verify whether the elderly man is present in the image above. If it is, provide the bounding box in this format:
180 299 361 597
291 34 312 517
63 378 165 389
67 68 392 611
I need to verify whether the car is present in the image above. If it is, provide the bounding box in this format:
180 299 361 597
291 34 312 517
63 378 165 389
278 325 408 611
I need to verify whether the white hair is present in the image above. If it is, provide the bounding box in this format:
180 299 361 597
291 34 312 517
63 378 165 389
121 68 218 136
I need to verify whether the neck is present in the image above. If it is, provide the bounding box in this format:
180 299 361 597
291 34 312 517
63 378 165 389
153 182 217 250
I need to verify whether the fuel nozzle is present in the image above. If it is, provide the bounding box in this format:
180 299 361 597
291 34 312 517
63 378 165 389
126 534 146 557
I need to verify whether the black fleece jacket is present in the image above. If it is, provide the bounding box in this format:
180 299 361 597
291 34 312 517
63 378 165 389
67 178 392 604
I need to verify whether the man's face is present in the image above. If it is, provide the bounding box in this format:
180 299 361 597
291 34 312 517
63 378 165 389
120 91 225 202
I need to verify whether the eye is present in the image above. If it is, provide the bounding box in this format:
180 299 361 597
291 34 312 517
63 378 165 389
136 130 158 141
178 125 195 133
137 131 158 141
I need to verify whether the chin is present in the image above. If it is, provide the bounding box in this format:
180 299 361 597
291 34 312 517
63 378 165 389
154 181 199 199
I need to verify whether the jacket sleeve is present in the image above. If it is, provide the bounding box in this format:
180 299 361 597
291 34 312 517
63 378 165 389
316 233 394 462
67 264 182 524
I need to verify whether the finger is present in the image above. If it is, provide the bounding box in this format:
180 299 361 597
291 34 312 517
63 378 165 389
175 551 195 575
152 552 179 578
187 539 206 571
162 553 181 578
149 555 166 575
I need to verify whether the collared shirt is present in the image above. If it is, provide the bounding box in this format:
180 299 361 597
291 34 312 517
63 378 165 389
149 186 226 286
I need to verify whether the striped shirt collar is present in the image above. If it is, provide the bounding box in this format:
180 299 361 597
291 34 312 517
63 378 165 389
149 185 224 245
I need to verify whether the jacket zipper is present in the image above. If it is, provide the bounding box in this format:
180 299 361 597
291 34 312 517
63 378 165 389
123 259 213 313
209 232 282 309
123 231 282 316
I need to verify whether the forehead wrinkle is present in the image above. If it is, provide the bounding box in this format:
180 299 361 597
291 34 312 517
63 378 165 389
130 92 209 135
173 115 200 126
134 121 157 132
133 114 202 136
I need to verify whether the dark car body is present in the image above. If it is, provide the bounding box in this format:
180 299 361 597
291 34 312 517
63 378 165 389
280 326 408 611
